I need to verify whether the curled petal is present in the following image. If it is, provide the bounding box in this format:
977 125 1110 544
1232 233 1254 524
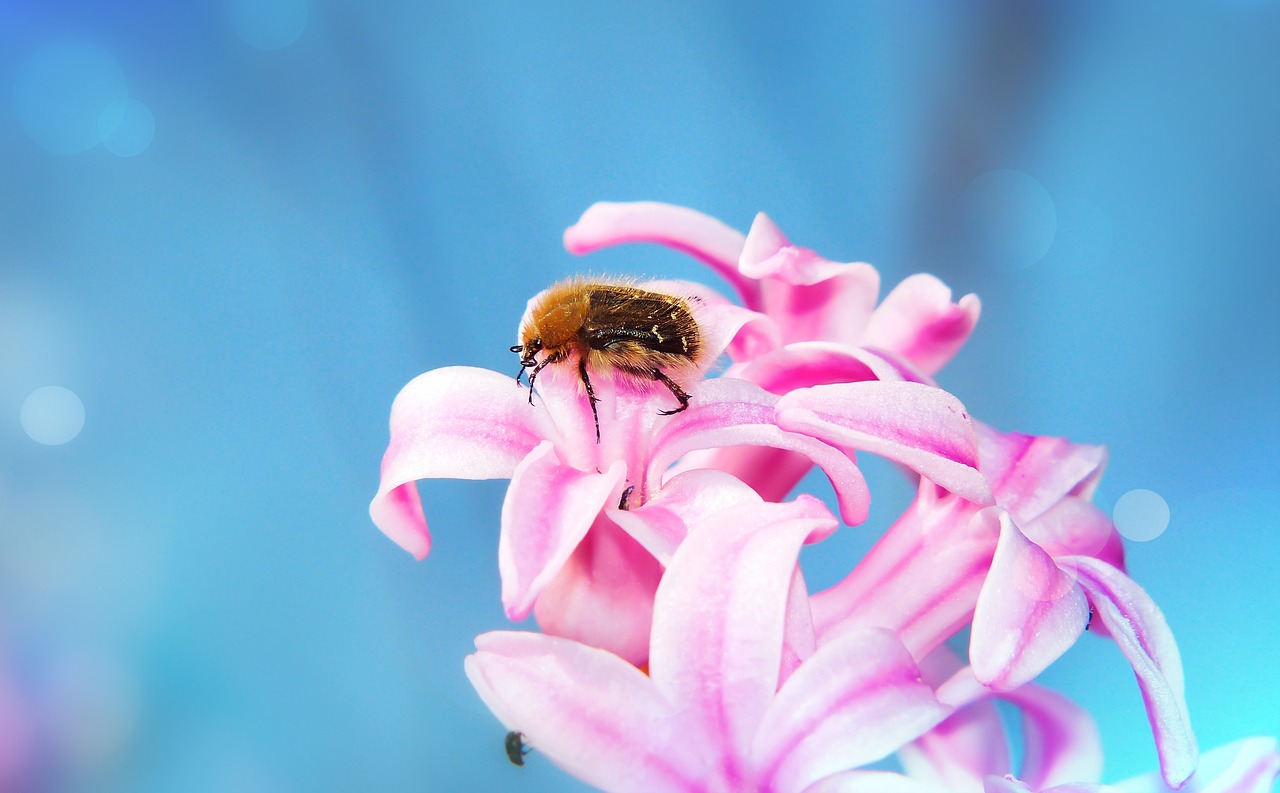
753 628 950 793
1114 737 1280 793
648 378 871 526
861 274 981 376
608 468 762 565
371 366 552 559
465 631 708 793
971 510 1089 691
977 425 1108 524
777 381 992 505
649 497 834 783
498 443 626 620
741 213 882 345
1059 556 1198 788
564 201 759 307
533 516 663 666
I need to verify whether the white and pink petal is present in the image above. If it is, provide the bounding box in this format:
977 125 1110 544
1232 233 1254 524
465 631 708 793
752 628 950 793
371 365 554 559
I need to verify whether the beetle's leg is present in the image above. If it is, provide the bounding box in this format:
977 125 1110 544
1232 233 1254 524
652 368 691 416
578 358 601 442
526 353 560 406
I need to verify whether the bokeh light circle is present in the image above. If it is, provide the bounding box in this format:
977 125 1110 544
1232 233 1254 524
98 99 155 157
231 0 309 51
12 39 128 155
21 386 85 445
961 169 1058 272
1113 489 1170 542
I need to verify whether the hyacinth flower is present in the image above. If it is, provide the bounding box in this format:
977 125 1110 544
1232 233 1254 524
780 401 1197 786
370 279 988 663
466 494 952 793
565 201 982 502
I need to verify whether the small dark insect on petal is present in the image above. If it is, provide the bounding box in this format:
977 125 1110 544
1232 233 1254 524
1085 605 1095 632
505 730 531 766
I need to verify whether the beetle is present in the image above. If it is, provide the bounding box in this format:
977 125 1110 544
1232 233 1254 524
505 730 531 766
512 278 704 441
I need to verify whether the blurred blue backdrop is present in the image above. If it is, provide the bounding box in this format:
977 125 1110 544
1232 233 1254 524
0 1 1276 791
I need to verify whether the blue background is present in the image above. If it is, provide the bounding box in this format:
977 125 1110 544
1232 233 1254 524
0 1 1276 791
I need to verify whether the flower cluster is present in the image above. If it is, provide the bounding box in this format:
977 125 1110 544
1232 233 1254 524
371 202 1278 792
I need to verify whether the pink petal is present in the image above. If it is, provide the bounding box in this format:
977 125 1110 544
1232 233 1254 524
667 344 923 525
805 771 959 793
1059 556 1198 788
736 342 913 396
563 201 760 307
371 366 553 559
1114 737 1280 793
647 378 871 526
740 214 879 289
668 445 826 514
1022 497 1115 561
609 468 763 565
901 646 1008 792
989 780 1117 793
1001 684 1104 789
971 510 1089 691
752 628 950 793
498 442 626 620
985 778 1037 793
811 488 996 659
977 424 1108 525
533 515 664 666
901 699 1008 792
778 566 816 688
777 382 993 506
861 274 981 376
648 497 835 785
740 213 882 345
465 631 709 793
760 265 884 346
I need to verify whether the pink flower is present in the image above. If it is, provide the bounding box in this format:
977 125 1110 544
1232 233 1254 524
565 201 982 503
465 494 951 793
370 278 986 662
789 407 1195 786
